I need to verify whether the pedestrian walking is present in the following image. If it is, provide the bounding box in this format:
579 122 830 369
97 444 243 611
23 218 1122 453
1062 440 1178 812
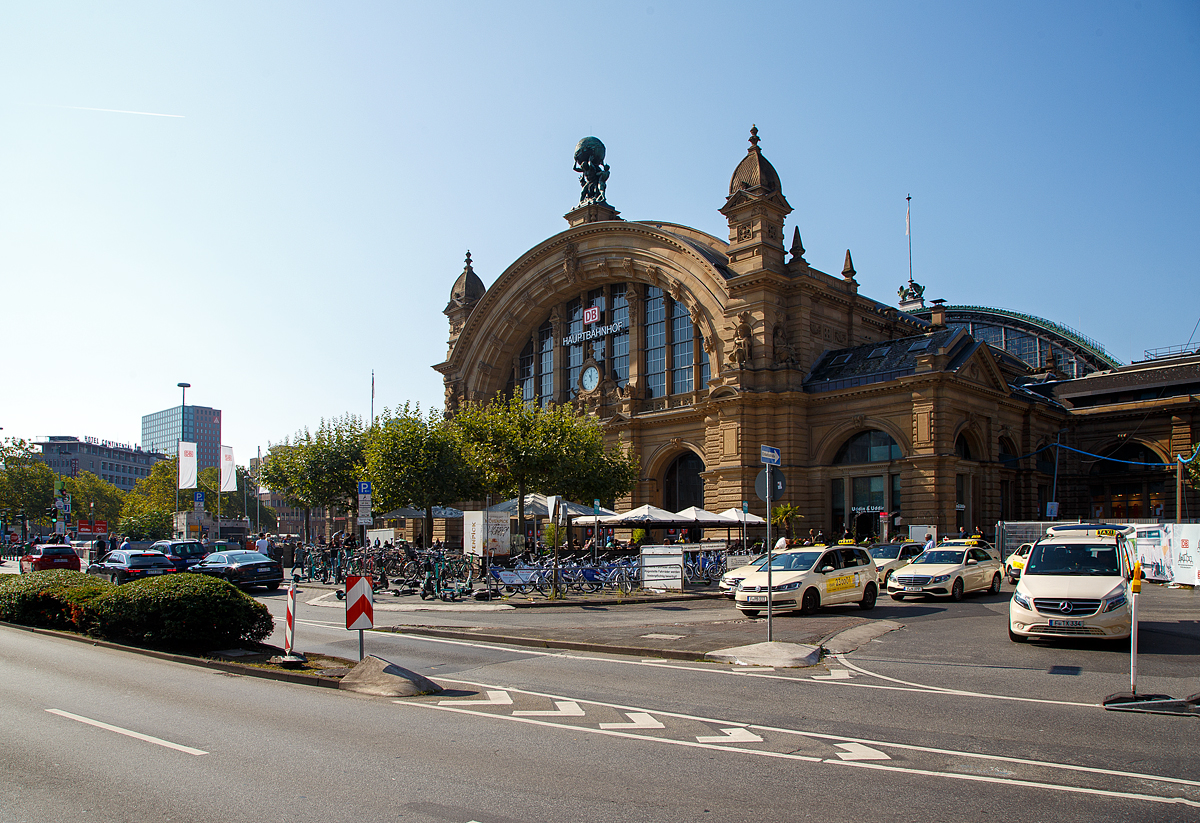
255 532 270 558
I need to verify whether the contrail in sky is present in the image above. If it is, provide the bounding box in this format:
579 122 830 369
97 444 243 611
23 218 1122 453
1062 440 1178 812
47 104 184 118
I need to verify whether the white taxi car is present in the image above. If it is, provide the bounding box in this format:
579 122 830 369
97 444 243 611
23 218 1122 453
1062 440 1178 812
719 552 769 596
868 541 925 590
888 540 1002 601
1009 524 1134 643
1004 543 1033 583
735 544 879 616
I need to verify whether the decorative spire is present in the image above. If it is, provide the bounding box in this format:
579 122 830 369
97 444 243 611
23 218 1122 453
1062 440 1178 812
748 124 760 150
463 250 473 273
790 226 805 259
842 249 857 279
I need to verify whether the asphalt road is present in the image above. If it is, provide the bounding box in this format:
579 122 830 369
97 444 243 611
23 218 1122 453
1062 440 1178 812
2 582 1196 822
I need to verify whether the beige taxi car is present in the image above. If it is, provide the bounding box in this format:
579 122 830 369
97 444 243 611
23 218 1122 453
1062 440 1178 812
735 544 879 617
887 539 1003 601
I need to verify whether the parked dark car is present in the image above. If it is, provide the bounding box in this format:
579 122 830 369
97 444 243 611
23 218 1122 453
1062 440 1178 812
149 539 209 571
87 551 179 584
188 552 283 590
20 544 82 573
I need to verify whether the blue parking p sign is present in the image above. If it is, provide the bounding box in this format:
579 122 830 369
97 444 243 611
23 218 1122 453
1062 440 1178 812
193 492 204 503
358 481 372 495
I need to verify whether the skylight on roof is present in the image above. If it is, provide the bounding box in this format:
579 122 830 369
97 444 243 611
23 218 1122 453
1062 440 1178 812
908 339 932 352
868 347 889 359
829 353 853 366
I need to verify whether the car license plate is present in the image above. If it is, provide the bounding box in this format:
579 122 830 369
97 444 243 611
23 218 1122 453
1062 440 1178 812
746 595 767 603
147 570 164 575
905 586 923 592
1048 619 1084 628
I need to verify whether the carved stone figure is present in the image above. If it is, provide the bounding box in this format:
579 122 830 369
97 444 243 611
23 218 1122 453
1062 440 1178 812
729 318 752 369
574 137 610 206
772 324 797 366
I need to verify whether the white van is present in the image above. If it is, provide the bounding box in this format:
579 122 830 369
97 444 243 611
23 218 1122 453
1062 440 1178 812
1008 524 1135 643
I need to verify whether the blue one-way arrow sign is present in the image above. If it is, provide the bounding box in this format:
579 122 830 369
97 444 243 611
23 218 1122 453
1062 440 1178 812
760 445 781 466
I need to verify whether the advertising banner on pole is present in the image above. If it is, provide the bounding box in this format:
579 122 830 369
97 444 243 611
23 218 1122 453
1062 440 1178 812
220 446 237 492
178 442 197 489
1168 524 1200 587
1134 525 1171 582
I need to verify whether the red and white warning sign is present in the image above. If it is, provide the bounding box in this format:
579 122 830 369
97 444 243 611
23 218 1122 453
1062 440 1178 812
345 575 373 630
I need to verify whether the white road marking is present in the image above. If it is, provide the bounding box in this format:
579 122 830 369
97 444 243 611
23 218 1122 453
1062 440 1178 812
45 709 207 756
435 678 1200 792
833 742 889 761
512 700 585 717
696 727 763 744
386 632 1098 707
400 701 820 763
640 633 685 640
440 690 512 706
599 712 665 730
811 669 852 680
826 759 1200 809
832 653 1099 708
281 620 1101 709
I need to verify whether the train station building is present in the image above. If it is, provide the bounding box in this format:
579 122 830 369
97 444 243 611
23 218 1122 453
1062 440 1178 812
435 131 1199 539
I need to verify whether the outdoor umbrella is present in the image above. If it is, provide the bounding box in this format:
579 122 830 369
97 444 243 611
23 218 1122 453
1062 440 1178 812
598 504 680 525
377 506 465 519
716 508 766 524
673 506 734 526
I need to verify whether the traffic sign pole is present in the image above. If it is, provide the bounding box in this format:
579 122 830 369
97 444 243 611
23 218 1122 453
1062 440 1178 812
766 462 772 641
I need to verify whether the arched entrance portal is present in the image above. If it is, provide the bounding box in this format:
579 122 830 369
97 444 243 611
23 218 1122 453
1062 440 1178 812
663 452 705 542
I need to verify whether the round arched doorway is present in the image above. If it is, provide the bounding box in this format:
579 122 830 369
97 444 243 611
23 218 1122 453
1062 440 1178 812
663 452 705 541
830 430 903 542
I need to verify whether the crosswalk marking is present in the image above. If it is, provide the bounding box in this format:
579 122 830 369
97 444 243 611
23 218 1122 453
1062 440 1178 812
811 669 852 680
440 690 512 706
599 712 665 730
513 700 585 717
696 727 763 744
833 742 890 761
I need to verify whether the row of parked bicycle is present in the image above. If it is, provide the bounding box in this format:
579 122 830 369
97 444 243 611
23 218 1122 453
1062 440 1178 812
288 545 732 602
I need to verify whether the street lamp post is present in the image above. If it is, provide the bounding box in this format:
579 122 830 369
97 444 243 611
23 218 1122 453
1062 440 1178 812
176 382 190 538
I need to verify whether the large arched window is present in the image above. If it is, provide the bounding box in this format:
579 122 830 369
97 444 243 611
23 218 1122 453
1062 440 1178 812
663 452 705 512
998 438 1019 469
830 430 902 543
833 430 902 464
955 434 973 461
1088 442 1169 519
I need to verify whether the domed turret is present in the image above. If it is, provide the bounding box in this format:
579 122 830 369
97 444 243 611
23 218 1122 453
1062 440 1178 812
728 125 782 195
445 251 485 355
719 126 792 277
448 251 485 308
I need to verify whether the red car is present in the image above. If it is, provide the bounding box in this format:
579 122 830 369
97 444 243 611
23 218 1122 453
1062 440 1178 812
20 544 82 573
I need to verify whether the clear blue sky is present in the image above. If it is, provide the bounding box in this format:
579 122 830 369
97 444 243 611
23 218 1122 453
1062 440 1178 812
2 1 1197 466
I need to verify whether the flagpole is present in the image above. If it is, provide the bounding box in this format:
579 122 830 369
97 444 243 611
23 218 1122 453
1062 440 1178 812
906 194 913 286
371 370 375 424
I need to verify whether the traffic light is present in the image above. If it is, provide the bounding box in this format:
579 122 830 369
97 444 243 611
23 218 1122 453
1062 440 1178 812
49 506 58 525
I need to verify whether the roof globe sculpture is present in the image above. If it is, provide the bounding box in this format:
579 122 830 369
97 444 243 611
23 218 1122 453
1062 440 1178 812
573 136 610 206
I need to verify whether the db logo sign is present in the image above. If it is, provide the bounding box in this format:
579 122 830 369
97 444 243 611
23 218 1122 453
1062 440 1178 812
1181 539 1190 549
583 306 600 325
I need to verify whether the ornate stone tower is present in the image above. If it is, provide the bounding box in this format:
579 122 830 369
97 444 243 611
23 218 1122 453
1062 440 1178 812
719 126 793 277
444 251 485 354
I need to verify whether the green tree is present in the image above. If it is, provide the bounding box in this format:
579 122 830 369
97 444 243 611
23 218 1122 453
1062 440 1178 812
62 472 126 530
365 403 481 548
452 396 639 544
0 438 57 539
260 415 366 542
771 503 804 539
122 458 181 519
194 466 277 533
118 510 173 541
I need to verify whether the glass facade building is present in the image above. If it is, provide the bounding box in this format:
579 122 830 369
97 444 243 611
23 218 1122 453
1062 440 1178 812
141 405 222 470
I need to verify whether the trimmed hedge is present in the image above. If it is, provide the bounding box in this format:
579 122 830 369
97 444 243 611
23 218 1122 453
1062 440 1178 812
0 570 274 652
0 570 113 634
94 573 274 651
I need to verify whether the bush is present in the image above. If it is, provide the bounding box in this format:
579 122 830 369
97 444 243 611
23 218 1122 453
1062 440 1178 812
0 571 113 633
94 574 274 651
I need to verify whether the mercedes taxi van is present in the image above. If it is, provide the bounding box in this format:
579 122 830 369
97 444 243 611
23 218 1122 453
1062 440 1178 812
1008 524 1135 643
